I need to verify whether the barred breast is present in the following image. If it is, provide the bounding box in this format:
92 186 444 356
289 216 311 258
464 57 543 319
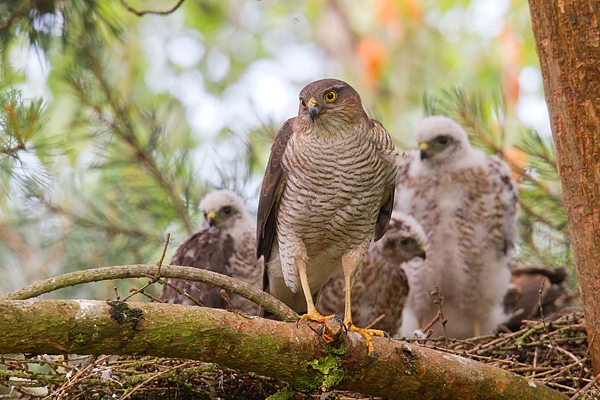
275 123 392 296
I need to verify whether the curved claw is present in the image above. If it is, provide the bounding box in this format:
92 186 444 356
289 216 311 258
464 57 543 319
297 310 335 327
347 324 387 358
384 330 391 343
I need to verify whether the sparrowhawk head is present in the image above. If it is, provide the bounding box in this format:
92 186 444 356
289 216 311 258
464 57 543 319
413 116 472 164
297 78 367 130
381 212 427 264
199 190 249 230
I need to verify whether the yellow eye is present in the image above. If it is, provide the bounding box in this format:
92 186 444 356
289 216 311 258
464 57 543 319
300 99 307 108
324 90 337 103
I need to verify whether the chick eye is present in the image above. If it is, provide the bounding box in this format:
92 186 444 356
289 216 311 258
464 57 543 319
399 238 411 246
222 206 232 215
203 211 208 219
300 99 307 108
324 90 337 103
436 136 449 145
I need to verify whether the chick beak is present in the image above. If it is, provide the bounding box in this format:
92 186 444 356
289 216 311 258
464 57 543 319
418 245 426 260
419 142 430 160
207 210 217 227
308 98 320 121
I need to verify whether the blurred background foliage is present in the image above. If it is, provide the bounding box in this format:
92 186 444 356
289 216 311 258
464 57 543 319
0 0 574 299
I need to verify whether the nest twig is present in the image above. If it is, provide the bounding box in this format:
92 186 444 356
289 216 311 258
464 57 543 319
405 311 597 397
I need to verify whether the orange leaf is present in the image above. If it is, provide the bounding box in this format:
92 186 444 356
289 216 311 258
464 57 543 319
502 71 520 109
503 146 529 179
404 0 423 22
498 25 523 69
355 36 389 88
376 0 400 25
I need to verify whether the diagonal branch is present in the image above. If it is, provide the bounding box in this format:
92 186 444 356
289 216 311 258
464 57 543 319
0 219 38 264
0 143 26 155
78 47 193 235
41 200 154 240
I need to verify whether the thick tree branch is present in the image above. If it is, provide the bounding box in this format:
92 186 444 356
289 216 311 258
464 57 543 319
0 264 297 322
0 300 567 400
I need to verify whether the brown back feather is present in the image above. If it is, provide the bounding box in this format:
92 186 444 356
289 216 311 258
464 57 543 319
160 230 234 308
374 186 395 241
256 118 294 261
370 119 397 242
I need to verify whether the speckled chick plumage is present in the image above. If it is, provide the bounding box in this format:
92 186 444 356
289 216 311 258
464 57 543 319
396 116 517 339
318 211 427 333
160 190 263 315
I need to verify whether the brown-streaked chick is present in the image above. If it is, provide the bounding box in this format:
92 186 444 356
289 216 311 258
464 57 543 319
319 211 426 334
502 266 571 331
397 116 518 339
160 190 263 315
257 78 400 355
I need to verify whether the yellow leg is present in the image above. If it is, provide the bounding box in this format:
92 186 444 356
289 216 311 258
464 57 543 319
297 256 334 323
342 244 386 357
473 318 481 337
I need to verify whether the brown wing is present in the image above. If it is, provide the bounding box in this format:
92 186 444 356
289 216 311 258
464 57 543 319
374 187 395 241
503 266 569 331
369 119 397 242
256 118 294 261
160 229 234 308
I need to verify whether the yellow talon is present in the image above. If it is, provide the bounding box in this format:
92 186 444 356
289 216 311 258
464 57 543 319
348 324 387 357
298 310 335 324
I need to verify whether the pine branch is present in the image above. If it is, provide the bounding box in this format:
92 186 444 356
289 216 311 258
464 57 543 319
73 44 193 235
41 200 153 240
0 143 26 155
0 219 38 264
518 199 569 244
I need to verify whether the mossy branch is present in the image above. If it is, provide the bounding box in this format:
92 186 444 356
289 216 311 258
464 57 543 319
0 299 567 400
0 264 297 322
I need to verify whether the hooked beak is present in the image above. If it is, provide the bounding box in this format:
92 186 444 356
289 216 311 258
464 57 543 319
308 98 320 121
207 210 217 227
418 245 426 260
419 142 429 160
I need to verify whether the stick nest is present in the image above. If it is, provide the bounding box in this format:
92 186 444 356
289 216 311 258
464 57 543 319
0 311 596 399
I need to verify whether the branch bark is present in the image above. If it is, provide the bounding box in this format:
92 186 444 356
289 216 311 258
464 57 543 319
528 0 600 374
0 300 567 400
0 264 298 322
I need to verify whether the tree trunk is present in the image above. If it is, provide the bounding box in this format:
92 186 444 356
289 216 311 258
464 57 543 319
0 299 566 399
528 0 600 374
